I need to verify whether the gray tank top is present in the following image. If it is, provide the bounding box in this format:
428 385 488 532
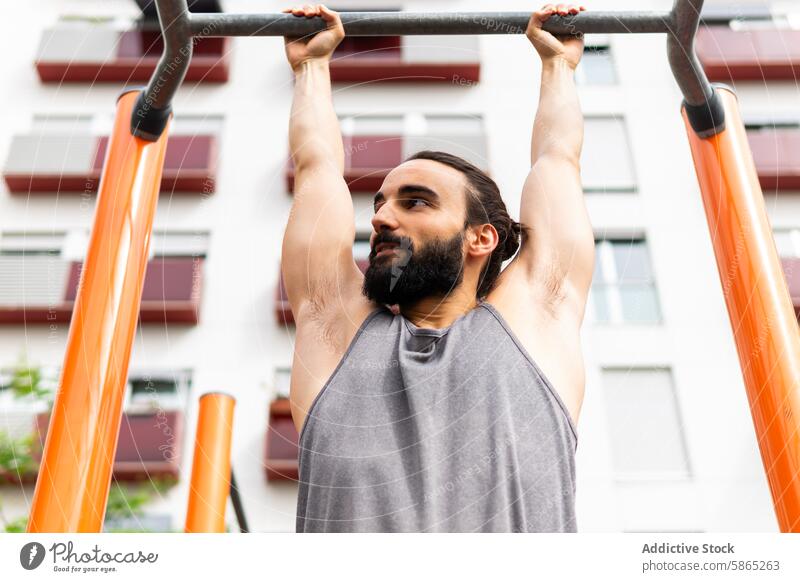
295 301 578 532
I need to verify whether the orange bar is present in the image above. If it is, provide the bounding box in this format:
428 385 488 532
185 392 236 533
27 90 170 532
683 87 800 532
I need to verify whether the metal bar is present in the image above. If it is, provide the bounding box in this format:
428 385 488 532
190 11 672 37
682 87 800 532
27 89 169 532
185 392 236 533
668 0 714 108
133 0 191 136
229 468 249 533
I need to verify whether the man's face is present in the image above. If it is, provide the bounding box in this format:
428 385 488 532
362 159 470 306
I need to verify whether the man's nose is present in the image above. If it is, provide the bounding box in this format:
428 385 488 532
371 201 400 231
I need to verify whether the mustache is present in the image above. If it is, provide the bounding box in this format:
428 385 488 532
371 232 413 254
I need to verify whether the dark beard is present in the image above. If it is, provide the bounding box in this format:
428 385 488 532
361 229 465 306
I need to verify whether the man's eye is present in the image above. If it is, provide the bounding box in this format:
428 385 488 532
405 199 428 208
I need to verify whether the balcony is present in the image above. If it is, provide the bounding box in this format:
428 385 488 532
276 259 369 325
264 398 299 482
747 127 800 191
329 35 480 84
286 114 489 194
696 25 800 81
35 19 230 84
3 133 217 195
22 410 184 483
0 256 203 325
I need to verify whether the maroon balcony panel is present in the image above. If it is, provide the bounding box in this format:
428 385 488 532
275 259 369 326
696 26 800 81
36 34 230 83
275 270 293 326
265 398 299 482
62 257 201 324
286 135 402 193
782 258 800 318
26 411 183 483
5 135 216 195
329 36 480 83
334 36 401 57
747 129 800 191
94 135 217 193
114 411 183 480
330 62 480 84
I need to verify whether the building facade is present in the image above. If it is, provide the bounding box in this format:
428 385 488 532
1 0 798 532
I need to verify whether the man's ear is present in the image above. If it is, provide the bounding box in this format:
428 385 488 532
467 224 498 259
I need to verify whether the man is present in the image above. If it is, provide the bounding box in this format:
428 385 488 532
282 3 593 532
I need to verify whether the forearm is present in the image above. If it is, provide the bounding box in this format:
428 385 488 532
531 58 583 165
289 58 345 173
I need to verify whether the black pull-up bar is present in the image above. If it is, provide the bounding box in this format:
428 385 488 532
131 0 717 141
189 11 673 37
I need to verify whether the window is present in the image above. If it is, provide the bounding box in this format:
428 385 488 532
405 113 488 170
590 238 661 324
773 227 800 257
575 41 616 85
602 368 692 480
149 231 210 259
126 370 189 412
582 117 636 192
0 232 65 256
340 114 405 136
0 232 70 308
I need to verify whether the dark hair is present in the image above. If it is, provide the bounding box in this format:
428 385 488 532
404 150 529 300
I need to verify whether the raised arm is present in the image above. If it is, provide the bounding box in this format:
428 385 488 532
281 5 362 320
516 4 595 323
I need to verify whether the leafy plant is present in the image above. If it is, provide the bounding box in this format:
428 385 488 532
6 356 54 408
0 431 37 476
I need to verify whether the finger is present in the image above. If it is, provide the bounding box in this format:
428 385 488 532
542 4 556 11
556 4 568 15
318 4 339 23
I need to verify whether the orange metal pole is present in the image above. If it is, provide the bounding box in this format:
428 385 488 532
683 87 800 532
27 90 170 532
185 392 236 533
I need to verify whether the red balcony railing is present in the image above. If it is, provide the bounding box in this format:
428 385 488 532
0 257 203 325
3 134 217 195
36 27 230 84
264 398 299 482
747 128 800 191
696 26 800 81
329 36 480 84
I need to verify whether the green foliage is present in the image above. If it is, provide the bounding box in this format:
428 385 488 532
105 476 178 520
4 516 27 533
0 431 37 475
6 356 54 407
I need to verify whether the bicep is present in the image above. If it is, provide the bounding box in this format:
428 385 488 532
515 154 595 321
281 165 360 312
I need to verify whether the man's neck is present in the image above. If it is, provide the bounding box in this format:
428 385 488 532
398 291 480 329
